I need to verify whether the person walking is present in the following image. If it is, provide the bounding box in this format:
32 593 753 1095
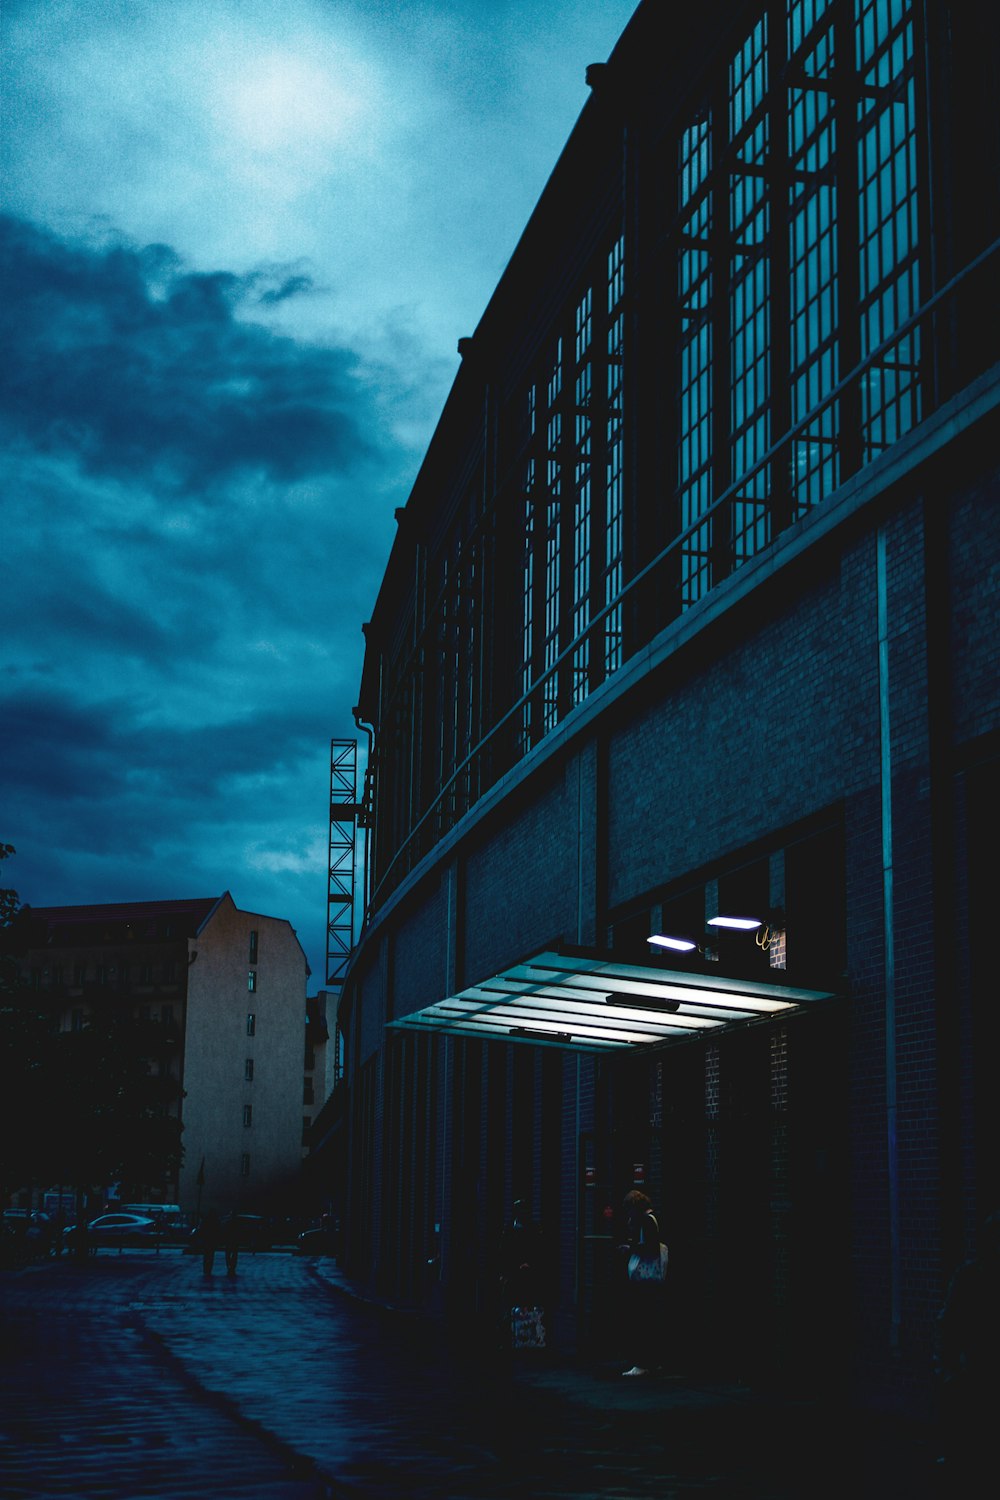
618 1189 668 1377
223 1213 240 1278
199 1209 220 1277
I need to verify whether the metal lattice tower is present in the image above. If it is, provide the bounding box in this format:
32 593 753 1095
327 739 359 988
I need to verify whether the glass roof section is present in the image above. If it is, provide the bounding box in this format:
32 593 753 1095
386 949 838 1052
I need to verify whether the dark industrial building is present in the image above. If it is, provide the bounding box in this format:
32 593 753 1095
335 0 999 1420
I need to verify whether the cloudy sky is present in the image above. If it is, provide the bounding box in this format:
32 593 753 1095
1 0 638 985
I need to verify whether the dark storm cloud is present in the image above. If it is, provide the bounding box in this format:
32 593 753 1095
2 684 335 945
1 687 327 812
0 213 409 973
0 214 372 489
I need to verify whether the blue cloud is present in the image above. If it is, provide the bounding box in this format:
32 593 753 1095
0 214 375 488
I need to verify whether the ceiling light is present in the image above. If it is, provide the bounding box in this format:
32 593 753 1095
510 1026 572 1042
604 993 680 1013
707 915 763 930
647 934 698 952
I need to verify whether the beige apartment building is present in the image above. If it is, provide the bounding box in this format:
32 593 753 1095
17 893 309 1215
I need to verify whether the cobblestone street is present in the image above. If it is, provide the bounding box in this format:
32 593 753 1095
1 1250 942 1499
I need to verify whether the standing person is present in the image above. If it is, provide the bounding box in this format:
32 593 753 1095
618 1189 668 1377
199 1209 220 1277
223 1213 240 1278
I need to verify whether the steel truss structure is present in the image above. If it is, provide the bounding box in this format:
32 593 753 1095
327 739 359 989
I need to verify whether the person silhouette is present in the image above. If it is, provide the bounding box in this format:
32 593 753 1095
199 1209 220 1277
223 1213 241 1277
618 1189 668 1376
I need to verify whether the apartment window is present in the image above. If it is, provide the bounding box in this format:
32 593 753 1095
246 1013 256 1037
51 965 64 987
302 1118 311 1146
248 970 257 993
248 929 258 963
245 1058 255 1082
119 962 130 984
71 1008 85 1032
304 1079 314 1105
240 1153 251 1177
138 963 153 984
73 963 86 986
243 1105 253 1127
163 961 176 982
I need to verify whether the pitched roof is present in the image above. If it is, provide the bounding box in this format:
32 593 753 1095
20 896 225 945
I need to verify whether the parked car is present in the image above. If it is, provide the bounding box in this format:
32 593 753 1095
1 1210 53 1264
62 1212 158 1250
154 1215 193 1245
294 1219 339 1257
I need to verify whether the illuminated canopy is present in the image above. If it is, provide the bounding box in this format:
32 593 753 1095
386 949 838 1053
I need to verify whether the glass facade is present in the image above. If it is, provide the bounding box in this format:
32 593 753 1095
675 0 922 596
361 0 996 904
514 236 628 753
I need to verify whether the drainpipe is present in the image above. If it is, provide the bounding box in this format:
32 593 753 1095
352 708 376 922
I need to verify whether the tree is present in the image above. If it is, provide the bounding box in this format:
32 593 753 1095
0 844 55 1205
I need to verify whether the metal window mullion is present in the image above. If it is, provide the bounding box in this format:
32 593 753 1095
555 321 575 724
832 0 864 480
571 300 594 705
528 422 546 749
767 0 792 535
911 0 940 406
590 255 613 692
711 69 734 588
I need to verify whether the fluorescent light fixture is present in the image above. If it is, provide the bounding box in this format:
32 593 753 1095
510 1026 572 1042
605 992 680 1013
707 915 763 930
647 934 698 952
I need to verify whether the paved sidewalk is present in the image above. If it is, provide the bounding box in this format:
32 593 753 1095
307 1259 944 1499
0 1256 324 1499
1 1250 944 1499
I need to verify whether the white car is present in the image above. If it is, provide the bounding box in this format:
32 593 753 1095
63 1212 157 1248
